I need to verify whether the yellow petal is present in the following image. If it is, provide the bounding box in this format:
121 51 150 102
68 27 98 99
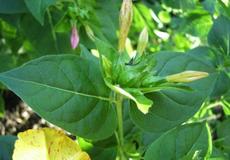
13 128 90 160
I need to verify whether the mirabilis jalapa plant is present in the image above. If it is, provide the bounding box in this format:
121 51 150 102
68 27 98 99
0 0 213 160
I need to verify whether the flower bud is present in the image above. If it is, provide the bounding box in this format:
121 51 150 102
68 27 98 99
137 27 148 55
85 25 95 41
70 26 79 49
166 71 209 83
118 0 133 52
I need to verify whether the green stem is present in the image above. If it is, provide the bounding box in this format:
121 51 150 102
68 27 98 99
116 94 126 160
47 9 59 52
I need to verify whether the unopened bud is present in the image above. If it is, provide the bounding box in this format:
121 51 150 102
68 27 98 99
71 26 79 49
166 71 209 83
85 25 95 41
137 27 148 55
118 0 133 52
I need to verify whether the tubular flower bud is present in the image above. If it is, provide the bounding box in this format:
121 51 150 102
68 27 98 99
118 0 133 52
166 71 209 83
70 26 79 49
137 27 148 55
85 25 95 41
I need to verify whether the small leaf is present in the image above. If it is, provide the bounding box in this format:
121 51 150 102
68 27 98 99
222 99 230 115
106 82 152 114
13 128 90 160
145 123 212 160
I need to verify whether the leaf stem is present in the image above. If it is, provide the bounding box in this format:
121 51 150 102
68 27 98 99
47 9 59 52
115 94 126 160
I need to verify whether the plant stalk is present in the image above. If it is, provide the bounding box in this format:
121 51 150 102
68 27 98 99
47 9 59 52
116 94 126 160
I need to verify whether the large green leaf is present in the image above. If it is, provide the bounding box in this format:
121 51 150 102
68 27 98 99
0 135 17 160
145 123 212 160
0 54 117 140
0 0 27 14
208 16 230 56
130 51 216 133
24 0 57 25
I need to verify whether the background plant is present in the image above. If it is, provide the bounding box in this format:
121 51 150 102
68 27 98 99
0 0 229 160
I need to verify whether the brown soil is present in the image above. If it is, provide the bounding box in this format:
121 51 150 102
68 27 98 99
0 90 49 135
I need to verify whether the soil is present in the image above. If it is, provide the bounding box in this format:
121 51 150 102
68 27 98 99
0 90 49 135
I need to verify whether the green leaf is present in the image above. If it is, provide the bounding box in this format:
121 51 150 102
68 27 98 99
0 96 4 118
0 54 17 73
83 145 116 160
106 83 153 114
179 11 213 38
20 14 74 56
163 0 196 11
0 135 17 160
216 118 230 153
130 51 216 133
0 54 117 140
208 16 230 56
187 47 230 98
94 0 119 46
0 0 27 14
24 0 57 25
210 147 229 160
210 71 230 98
222 100 230 115
145 123 212 160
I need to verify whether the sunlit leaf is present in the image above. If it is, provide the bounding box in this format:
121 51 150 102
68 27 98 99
13 128 90 160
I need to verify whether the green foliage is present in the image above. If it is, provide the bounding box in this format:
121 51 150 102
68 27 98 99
24 0 57 25
163 0 197 11
0 136 17 160
0 95 4 118
145 123 212 160
0 0 27 14
216 118 230 154
208 16 230 56
0 0 230 159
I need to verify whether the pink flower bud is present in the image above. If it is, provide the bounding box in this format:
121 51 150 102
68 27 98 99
71 26 79 49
